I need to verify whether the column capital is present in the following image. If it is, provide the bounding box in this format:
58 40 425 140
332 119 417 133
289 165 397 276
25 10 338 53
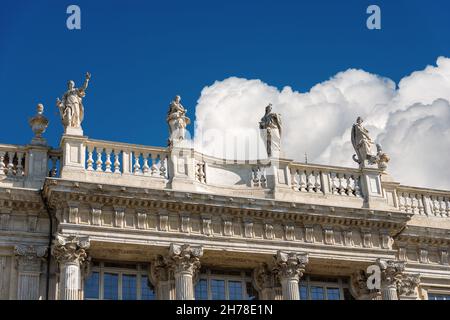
376 258 405 286
14 244 47 272
273 251 308 281
253 263 276 290
397 273 421 299
51 234 90 266
168 243 203 276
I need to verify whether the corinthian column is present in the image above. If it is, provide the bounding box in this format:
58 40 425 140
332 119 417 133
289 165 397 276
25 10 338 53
51 234 90 300
168 243 203 300
14 245 47 300
376 258 405 300
273 251 308 300
253 263 277 300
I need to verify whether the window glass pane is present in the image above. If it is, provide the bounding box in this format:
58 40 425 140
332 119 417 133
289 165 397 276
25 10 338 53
246 282 258 300
122 274 137 300
300 285 308 300
84 271 99 299
141 276 155 300
326 288 340 300
228 281 243 300
211 279 225 300
195 279 208 300
103 273 119 300
428 294 450 300
310 286 324 300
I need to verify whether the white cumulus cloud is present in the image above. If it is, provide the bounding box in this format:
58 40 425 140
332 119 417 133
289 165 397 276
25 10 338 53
193 57 450 190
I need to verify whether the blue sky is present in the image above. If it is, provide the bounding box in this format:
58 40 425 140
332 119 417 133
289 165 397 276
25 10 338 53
1 0 449 148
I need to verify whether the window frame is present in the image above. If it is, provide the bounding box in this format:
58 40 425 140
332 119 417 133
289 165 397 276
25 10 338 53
299 276 348 300
84 262 154 300
195 270 254 300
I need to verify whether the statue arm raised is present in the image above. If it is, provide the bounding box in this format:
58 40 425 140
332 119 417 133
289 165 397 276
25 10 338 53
80 72 91 91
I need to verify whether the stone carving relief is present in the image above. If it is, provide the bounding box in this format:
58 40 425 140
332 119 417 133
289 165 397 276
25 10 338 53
51 234 90 266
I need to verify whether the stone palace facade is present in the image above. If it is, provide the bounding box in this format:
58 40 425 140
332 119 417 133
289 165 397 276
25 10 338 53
1 75 450 300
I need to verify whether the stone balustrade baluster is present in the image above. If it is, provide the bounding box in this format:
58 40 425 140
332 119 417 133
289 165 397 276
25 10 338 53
330 173 338 194
354 175 362 197
142 153 150 175
290 169 298 190
306 171 313 192
49 156 58 177
104 148 112 173
152 153 158 175
113 149 121 174
299 171 306 192
133 151 141 174
6 152 15 176
160 154 167 178
0 151 5 175
16 152 24 176
86 146 94 171
95 147 103 172
314 171 321 193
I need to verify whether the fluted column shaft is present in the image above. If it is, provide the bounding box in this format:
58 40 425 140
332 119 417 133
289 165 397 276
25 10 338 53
279 276 300 300
174 270 195 300
14 245 47 300
381 283 398 300
51 234 90 300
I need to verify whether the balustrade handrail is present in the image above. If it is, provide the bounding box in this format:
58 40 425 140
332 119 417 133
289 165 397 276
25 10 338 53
85 138 168 154
397 185 450 197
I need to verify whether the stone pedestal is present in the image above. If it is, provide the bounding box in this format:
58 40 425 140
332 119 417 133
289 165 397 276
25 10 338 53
14 245 47 300
273 251 308 300
60 135 88 179
168 146 196 192
51 234 90 300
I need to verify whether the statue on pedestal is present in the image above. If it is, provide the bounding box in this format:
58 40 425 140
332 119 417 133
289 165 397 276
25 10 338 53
56 72 91 135
167 95 190 146
351 117 389 170
259 104 282 158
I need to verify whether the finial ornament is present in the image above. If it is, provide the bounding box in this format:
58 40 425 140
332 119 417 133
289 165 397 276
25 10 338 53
351 116 389 170
56 72 91 136
259 103 282 158
29 103 49 146
167 95 190 147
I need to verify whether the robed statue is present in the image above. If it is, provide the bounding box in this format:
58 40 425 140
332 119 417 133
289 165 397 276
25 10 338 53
167 95 190 146
56 72 91 134
351 116 389 170
259 103 282 157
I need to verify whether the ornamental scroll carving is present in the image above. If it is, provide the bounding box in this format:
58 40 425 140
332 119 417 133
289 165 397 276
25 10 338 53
51 234 90 266
168 244 203 276
273 251 308 281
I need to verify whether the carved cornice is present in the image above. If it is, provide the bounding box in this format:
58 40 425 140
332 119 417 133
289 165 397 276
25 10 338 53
43 179 410 233
51 234 90 266
273 251 308 281
168 243 203 276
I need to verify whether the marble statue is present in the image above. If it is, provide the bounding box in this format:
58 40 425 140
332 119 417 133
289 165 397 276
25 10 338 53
56 72 91 134
259 104 282 157
351 117 389 170
167 95 190 146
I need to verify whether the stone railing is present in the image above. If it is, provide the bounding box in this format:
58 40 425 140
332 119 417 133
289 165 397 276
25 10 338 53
0 144 27 177
84 139 169 178
396 186 450 217
289 163 362 198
